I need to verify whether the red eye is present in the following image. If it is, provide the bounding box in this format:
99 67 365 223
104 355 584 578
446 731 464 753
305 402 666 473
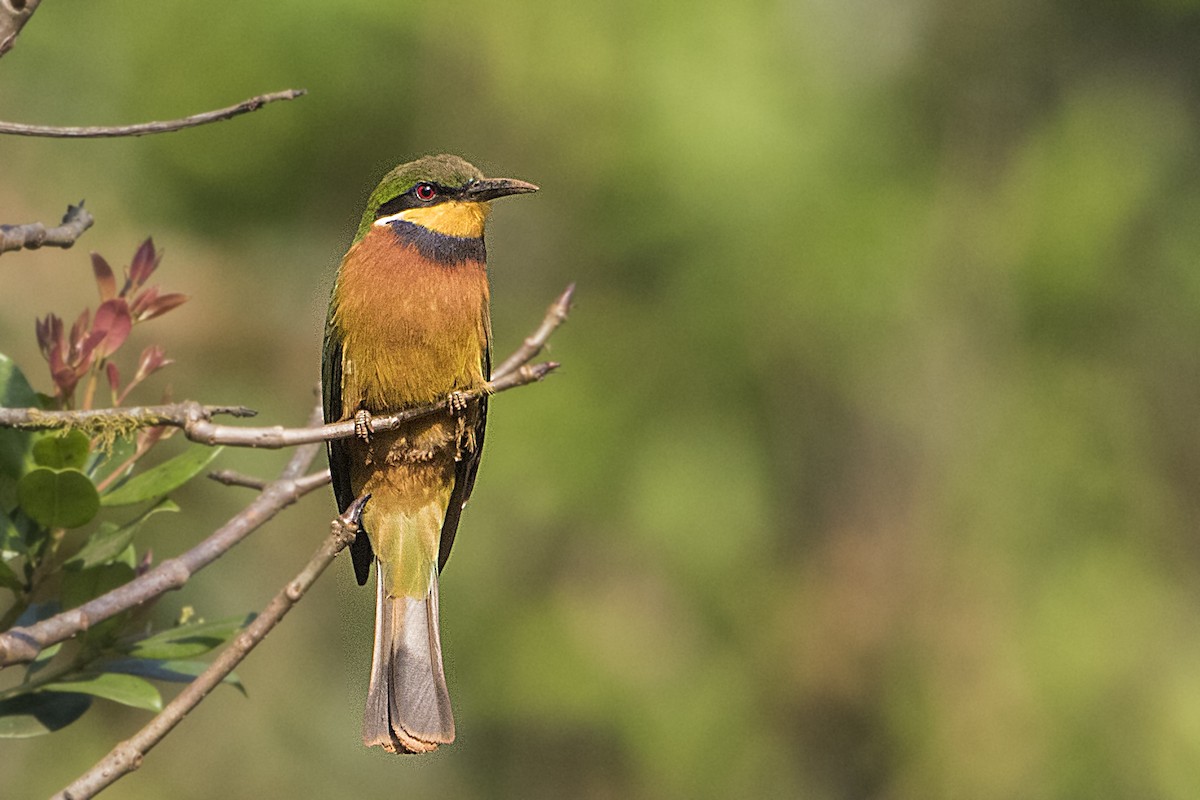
415 183 437 201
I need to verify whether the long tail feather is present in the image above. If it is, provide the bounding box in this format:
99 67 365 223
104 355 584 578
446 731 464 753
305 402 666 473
362 561 455 753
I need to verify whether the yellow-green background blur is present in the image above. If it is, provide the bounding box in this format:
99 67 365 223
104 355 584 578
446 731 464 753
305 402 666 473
4 1 1200 797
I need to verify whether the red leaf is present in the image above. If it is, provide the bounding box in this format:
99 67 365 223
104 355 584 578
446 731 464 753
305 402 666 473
134 345 169 382
36 314 62 361
135 424 166 454
91 253 118 301
106 361 121 395
138 292 189 322
76 326 105 362
129 239 160 288
69 309 90 352
49 342 66 376
130 286 159 318
91 299 133 359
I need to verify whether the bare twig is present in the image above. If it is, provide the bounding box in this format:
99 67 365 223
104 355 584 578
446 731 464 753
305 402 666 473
493 282 575 380
0 202 94 255
207 469 268 490
52 494 368 800
0 89 306 138
0 0 41 59
0 419 330 668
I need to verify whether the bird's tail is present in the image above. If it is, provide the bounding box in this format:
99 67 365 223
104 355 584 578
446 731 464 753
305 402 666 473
362 562 455 753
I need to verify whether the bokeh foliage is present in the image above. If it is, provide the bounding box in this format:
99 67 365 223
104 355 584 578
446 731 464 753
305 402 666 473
4 0 1200 798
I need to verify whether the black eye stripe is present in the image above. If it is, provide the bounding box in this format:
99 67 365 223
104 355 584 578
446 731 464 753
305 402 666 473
374 182 459 219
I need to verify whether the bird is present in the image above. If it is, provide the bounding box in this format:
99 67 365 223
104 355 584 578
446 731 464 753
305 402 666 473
322 154 537 753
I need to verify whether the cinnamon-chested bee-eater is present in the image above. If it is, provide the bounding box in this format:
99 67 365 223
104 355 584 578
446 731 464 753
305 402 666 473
322 154 537 753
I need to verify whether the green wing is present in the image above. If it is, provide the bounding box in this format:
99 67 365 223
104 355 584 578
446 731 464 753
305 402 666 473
322 317 374 585
437 318 490 572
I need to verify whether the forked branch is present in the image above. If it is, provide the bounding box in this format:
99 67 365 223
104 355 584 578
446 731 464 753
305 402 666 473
0 202 94 255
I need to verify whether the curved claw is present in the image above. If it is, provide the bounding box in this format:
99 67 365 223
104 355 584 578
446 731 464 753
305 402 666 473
332 493 372 548
448 391 469 414
354 409 374 441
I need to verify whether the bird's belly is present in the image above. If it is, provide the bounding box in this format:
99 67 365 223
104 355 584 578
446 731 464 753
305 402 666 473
341 328 483 412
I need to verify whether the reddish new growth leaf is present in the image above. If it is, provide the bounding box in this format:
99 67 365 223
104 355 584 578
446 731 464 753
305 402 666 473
106 362 121 405
127 238 160 291
92 253 118 301
92 299 133 360
35 238 187 408
115 345 174 404
37 309 102 402
35 314 62 362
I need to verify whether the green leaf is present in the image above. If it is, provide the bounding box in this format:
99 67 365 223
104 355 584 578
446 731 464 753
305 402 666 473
0 691 91 738
100 446 223 507
0 471 17 513
122 613 253 660
17 467 100 529
25 642 63 680
103 657 247 696
42 672 162 712
31 430 91 470
67 498 178 570
0 354 38 483
88 433 137 483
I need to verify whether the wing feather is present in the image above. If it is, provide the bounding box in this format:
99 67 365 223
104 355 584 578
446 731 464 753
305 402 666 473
323 316 374 585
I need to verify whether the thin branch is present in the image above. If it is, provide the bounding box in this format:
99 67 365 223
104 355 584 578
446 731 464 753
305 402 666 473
0 202 94 255
0 0 42 59
0 89 306 139
0 416 329 668
53 494 368 800
207 469 268 490
492 282 575 381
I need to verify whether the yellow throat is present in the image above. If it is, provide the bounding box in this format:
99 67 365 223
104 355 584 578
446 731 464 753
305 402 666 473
375 200 491 238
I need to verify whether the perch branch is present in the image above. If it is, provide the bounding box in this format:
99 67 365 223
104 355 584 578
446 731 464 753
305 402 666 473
0 89 306 138
0 412 329 668
52 494 369 800
0 364 554 446
0 0 41 59
0 202 94 255
493 282 575 380
207 469 268 490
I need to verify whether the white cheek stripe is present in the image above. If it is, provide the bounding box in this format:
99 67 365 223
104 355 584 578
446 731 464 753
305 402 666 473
373 212 407 227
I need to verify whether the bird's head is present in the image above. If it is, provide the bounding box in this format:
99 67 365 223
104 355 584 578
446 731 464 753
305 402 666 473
356 154 538 243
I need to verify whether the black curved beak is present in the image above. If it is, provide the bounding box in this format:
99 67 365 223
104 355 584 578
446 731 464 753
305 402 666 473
463 177 539 202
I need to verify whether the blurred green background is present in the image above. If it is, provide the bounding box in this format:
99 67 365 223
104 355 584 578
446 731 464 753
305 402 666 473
4 0 1200 797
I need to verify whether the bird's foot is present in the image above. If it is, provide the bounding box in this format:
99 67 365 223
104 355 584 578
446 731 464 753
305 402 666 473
354 409 374 442
447 391 469 413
